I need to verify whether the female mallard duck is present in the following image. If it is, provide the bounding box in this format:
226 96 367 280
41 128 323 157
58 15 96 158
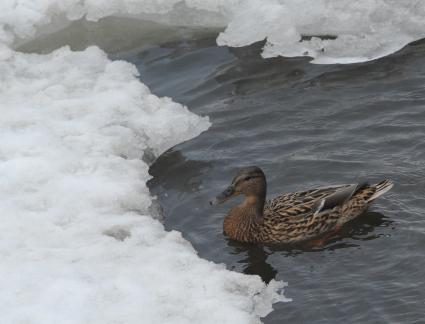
210 166 393 244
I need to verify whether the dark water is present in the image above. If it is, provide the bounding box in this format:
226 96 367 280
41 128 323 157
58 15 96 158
117 36 425 323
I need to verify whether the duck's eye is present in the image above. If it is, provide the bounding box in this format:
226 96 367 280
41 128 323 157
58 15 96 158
244 176 251 181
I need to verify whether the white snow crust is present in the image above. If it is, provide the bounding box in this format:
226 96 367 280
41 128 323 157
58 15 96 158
216 0 425 63
0 46 287 323
2 0 425 63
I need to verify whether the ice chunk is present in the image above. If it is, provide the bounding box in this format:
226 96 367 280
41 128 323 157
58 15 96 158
0 2 291 323
2 0 425 63
0 45 287 323
217 0 425 63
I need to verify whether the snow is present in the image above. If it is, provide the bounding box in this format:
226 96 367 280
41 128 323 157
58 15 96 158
216 0 425 63
2 1 425 63
0 46 287 323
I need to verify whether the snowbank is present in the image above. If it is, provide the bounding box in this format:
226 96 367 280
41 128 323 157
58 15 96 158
0 46 287 323
2 0 425 63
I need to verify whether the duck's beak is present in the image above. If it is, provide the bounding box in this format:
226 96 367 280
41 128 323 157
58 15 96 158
209 185 235 205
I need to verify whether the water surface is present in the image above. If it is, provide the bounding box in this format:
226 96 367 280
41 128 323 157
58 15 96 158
118 35 425 323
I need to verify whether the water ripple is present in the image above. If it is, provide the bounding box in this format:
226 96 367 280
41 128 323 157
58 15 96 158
134 37 425 324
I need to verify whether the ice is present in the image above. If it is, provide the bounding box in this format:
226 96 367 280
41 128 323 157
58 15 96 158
0 46 287 323
216 0 425 63
2 1 425 63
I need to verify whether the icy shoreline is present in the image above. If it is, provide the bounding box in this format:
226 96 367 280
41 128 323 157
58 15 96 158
0 1 289 323
0 45 287 323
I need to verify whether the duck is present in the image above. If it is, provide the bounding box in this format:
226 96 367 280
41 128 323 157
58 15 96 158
210 166 393 245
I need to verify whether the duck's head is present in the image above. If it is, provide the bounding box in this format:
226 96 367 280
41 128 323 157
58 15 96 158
210 166 266 205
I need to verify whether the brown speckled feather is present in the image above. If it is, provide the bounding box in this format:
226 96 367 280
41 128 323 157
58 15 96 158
265 184 352 213
222 178 393 244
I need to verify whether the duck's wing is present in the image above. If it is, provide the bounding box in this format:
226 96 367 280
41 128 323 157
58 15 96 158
263 184 366 242
261 184 362 242
261 181 391 244
265 183 362 218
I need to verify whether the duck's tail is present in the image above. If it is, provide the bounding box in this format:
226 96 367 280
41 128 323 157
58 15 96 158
367 179 394 203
